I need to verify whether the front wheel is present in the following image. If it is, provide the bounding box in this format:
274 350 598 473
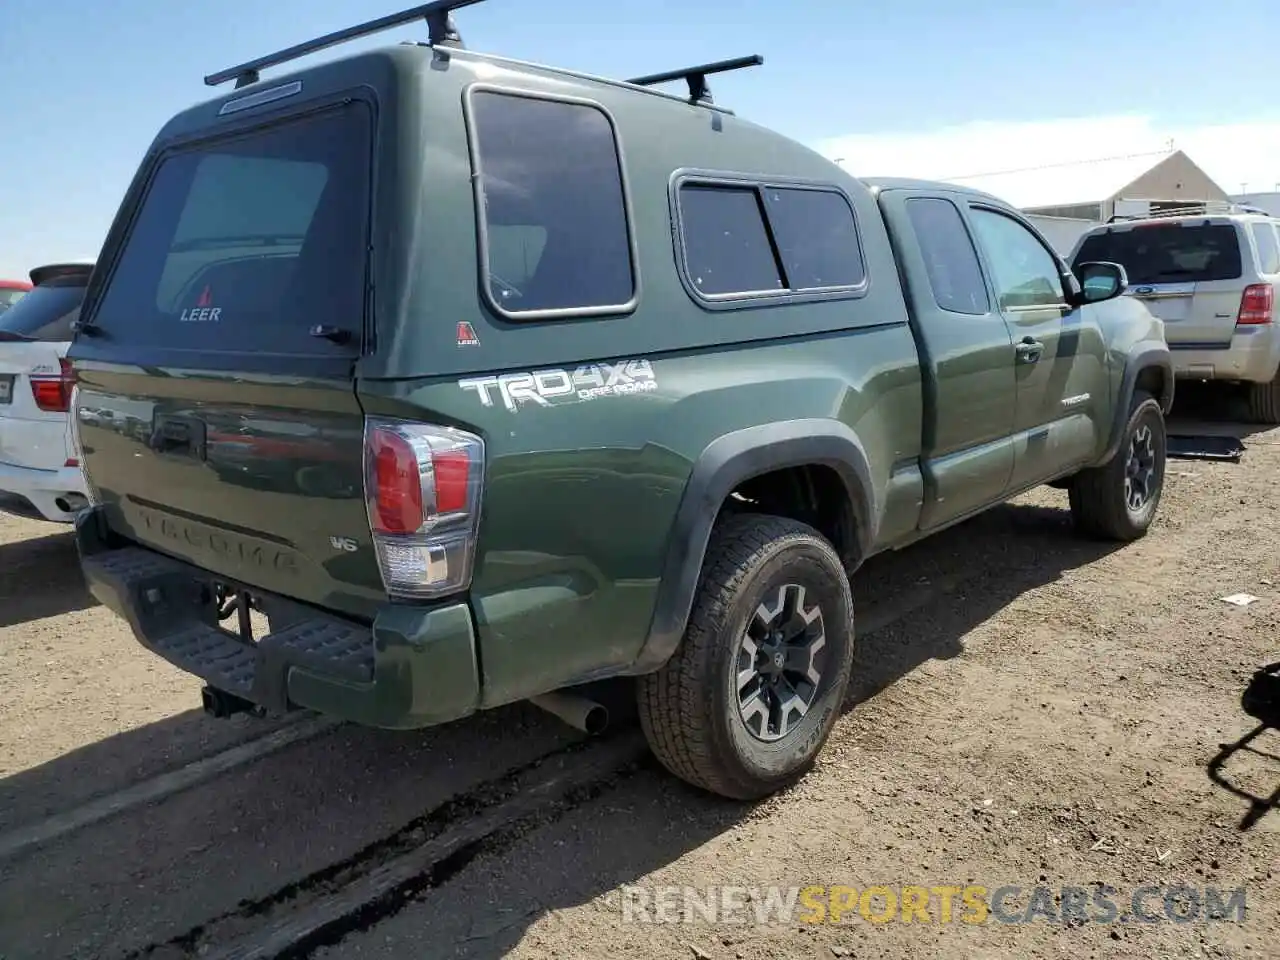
1068 391 1166 541
636 513 855 800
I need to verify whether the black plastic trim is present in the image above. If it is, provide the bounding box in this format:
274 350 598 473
630 419 875 674
1096 345 1174 466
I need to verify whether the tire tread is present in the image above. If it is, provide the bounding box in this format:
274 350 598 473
636 513 851 799
1247 376 1280 425
1069 390 1163 541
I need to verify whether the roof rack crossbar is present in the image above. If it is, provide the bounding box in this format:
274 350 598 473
204 0 487 88
627 54 763 105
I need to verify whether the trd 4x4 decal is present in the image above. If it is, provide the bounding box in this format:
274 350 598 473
458 359 657 413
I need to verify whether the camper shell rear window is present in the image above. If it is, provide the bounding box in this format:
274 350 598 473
87 100 372 356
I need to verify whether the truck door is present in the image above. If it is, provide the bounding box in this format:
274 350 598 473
878 191 1018 530
964 204 1110 492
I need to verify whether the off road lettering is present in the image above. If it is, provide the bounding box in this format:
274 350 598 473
459 359 657 412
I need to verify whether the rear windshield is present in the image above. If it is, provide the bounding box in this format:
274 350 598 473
0 280 85 342
88 101 372 355
1073 223 1243 284
0 288 28 313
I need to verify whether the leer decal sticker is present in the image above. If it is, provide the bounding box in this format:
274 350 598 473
179 285 222 323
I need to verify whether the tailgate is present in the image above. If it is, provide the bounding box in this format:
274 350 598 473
71 97 385 618
1130 279 1246 348
1074 221 1247 346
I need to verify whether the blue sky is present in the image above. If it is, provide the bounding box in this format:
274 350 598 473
2 0 1278 278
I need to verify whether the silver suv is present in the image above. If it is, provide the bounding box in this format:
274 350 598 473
1069 205 1280 422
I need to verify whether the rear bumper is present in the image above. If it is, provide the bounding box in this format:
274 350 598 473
1169 325 1280 383
0 460 87 523
74 506 481 729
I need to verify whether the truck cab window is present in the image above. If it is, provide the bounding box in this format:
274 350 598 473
905 197 990 315
969 208 1065 311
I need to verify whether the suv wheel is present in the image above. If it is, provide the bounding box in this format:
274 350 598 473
637 513 854 800
1247 372 1280 424
1068 390 1166 540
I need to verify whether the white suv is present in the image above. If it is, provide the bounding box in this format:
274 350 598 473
1069 207 1280 422
0 261 94 523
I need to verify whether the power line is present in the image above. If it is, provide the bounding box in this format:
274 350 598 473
941 147 1173 183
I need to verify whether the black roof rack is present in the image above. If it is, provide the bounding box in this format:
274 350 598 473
627 55 763 105
204 0 487 89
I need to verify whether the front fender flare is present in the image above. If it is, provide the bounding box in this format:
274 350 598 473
628 419 876 675
1096 344 1174 466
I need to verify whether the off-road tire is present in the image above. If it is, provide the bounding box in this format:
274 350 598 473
1246 372 1280 425
636 513 855 801
1068 390 1166 541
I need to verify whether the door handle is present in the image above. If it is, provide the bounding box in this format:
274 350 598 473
1015 337 1044 364
150 415 207 460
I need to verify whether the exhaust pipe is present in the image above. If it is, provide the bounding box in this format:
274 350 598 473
201 685 260 719
529 690 609 736
56 493 89 514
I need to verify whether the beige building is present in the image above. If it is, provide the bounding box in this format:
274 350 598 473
946 148 1230 223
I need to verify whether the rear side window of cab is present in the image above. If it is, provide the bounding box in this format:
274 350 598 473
671 175 868 309
465 87 639 320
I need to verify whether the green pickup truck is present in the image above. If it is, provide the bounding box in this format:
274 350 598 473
67 1 1172 801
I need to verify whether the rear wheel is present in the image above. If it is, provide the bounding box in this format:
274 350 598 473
1068 390 1166 540
637 514 855 800
1246 371 1280 424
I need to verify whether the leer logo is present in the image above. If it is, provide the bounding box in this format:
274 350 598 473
456 321 480 347
180 284 222 323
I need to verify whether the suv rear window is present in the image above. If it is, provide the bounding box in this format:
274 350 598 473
0 279 85 342
0 288 28 314
1073 223 1243 284
88 101 372 355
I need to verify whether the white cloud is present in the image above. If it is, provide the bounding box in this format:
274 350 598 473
812 113 1280 206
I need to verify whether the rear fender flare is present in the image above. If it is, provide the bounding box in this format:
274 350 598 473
629 419 875 674
1097 345 1174 465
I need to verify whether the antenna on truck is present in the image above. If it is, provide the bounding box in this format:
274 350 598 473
627 54 764 105
204 0 487 89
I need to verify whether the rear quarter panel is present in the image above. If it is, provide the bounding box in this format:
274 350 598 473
358 321 922 708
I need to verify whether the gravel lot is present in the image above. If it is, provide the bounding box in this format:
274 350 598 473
1 395 1277 960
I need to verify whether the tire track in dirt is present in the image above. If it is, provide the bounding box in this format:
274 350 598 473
120 734 649 960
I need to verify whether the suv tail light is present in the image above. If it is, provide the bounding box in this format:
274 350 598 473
363 417 485 600
30 357 76 412
1237 284 1274 325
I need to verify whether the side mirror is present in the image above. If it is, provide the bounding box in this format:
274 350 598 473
1071 261 1128 305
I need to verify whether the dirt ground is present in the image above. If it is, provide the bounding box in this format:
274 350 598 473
1 392 1277 960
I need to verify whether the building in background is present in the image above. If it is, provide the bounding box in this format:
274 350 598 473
940 148 1237 255
944 148 1230 221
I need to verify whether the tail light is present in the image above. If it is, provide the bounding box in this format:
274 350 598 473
363 417 485 600
30 357 76 412
1237 284 1274 325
